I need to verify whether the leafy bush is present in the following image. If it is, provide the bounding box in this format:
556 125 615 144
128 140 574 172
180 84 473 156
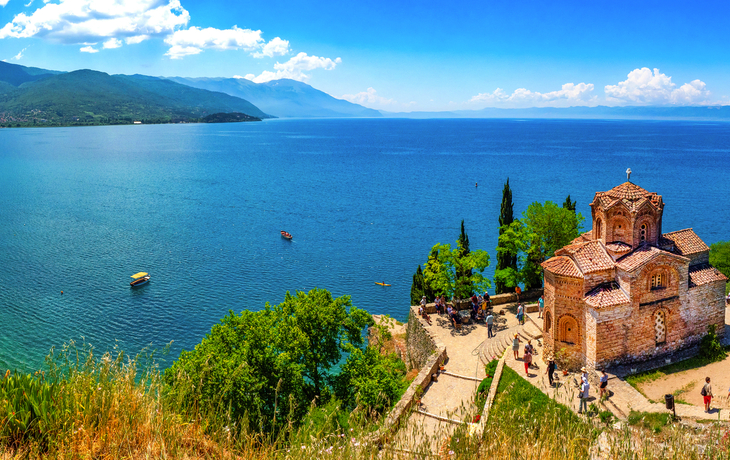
699 324 727 362
598 410 614 425
627 410 671 434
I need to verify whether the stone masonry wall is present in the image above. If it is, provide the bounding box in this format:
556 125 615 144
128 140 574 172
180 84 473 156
406 306 439 369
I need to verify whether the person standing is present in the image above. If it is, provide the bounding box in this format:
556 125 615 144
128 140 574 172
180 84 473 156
523 347 532 375
546 356 556 386
512 334 520 360
599 370 608 399
538 295 544 319
579 378 590 414
486 311 495 338
702 377 713 412
517 303 524 325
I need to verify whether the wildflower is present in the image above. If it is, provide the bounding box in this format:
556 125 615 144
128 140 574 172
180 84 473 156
301 445 306 450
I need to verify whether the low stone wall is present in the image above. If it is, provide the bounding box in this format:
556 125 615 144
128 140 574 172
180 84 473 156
372 309 447 446
490 288 544 306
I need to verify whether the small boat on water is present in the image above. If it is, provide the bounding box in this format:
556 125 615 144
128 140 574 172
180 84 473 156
281 231 293 240
375 282 391 286
130 272 150 287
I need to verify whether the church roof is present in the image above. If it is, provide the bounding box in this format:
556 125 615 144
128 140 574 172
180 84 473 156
688 263 728 288
584 282 629 308
555 241 614 274
660 229 709 256
571 231 593 245
616 244 687 272
542 256 583 278
605 241 632 254
591 182 663 212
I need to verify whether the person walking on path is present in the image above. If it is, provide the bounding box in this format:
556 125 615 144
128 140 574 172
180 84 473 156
599 369 608 399
702 377 713 412
517 303 524 325
523 347 532 375
512 333 521 360
486 312 495 338
538 295 544 319
546 356 556 386
578 379 590 414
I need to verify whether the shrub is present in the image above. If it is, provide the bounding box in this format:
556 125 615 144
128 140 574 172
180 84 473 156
598 410 614 425
699 324 727 362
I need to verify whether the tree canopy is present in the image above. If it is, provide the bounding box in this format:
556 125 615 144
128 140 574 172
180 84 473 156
709 241 730 294
495 201 584 291
163 288 374 432
423 241 490 299
495 179 517 294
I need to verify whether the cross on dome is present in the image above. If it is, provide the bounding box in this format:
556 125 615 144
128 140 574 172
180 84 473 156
626 168 632 181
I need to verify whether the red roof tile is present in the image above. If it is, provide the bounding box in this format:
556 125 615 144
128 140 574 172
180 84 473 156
605 241 632 253
571 231 593 245
584 282 629 308
616 244 686 272
688 264 728 288
591 182 663 213
661 229 709 256
542 256 583 278
556 241 614 274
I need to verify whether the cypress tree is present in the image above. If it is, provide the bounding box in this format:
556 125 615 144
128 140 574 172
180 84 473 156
410 265 426 305
456 220 474 297
495 178 517 294
563 195 577 213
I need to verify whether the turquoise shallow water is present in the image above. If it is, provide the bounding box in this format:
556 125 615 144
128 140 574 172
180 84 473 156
1 118 728 371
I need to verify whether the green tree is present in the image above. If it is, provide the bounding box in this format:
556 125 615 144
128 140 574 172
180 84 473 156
495 179 517 294
164 288 373 432
423 242 490 299
562 195 577 213
411 265 437 305
334 347 407 415
495 201 583 291
709 241 730 294
456 220 474 294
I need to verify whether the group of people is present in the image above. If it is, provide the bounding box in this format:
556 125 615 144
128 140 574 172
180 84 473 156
420 293 495 330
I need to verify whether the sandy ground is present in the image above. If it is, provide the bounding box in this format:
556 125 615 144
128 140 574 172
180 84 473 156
638 305 730 408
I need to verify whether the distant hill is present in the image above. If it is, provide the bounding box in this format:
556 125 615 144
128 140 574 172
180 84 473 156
202 112 261 123
0 61 61 87
0 64 269 126
166 76 382 118
382 105 730 120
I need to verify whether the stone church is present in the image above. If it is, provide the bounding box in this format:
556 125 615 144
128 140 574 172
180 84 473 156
541 181 727 369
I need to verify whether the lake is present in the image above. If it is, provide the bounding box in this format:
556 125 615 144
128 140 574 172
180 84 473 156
1 118 728 371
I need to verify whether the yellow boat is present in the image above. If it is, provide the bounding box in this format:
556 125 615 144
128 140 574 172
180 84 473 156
130 272 150 287
374 282 391 286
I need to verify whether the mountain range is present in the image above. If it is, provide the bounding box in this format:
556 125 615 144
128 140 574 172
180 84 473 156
166 76 382 118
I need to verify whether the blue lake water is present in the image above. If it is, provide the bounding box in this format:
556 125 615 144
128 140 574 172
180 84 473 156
1 118 728 372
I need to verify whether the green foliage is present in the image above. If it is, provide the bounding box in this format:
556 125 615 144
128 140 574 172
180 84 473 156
164 288 373 433
598 410 614 425
495 178 517 294
0 371 70 451
496 201 583 290
476 360 499 406
422 242 490 299
699 324 727 362
457 220 474 294
627 411 671 433
410 265 434 305
562 195 577 212
334 347 407 415
709 241 730 294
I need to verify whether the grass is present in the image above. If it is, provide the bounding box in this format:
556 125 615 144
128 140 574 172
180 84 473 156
626 352 729 389
627 410 672 433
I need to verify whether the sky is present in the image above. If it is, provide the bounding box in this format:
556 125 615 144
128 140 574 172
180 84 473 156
1 0 729 112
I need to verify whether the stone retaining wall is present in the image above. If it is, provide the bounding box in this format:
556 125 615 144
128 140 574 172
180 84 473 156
406 306 441 369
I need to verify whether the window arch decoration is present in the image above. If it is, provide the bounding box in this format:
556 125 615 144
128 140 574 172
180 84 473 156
654 309 667 345
595 218 602 239
558 314 579 344
544 311 552 334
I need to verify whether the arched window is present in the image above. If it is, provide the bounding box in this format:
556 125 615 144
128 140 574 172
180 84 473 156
544 311 552 334
640 223 648 242
651 273 664 289
596 218 602 239
559 316 578 344
654 310 666 344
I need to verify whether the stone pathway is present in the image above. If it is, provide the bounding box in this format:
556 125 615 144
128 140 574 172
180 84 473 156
391 305 527 454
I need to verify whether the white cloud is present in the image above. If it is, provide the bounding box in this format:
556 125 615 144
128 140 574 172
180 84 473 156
11 46 27 60
245 52 341 83
79 45 97 53
125 34 148 44
342 87 395 107
164 25 264 59
469 82 596 107
604 68 711 105
0 0 9 7
252 36 289 58
103 37 122 49
0 0 189 45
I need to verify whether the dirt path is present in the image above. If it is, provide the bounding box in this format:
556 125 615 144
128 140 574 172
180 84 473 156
638 354 730 408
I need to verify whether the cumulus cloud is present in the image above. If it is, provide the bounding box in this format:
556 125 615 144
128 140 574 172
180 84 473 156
0 0 9 7
470 82 596 107
80 45 98 53
164 25 266 59
252 36 289 58
342 87 395 107
103 37 122 49
0 0 189 44
605 68 711 105
245 52 341 83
